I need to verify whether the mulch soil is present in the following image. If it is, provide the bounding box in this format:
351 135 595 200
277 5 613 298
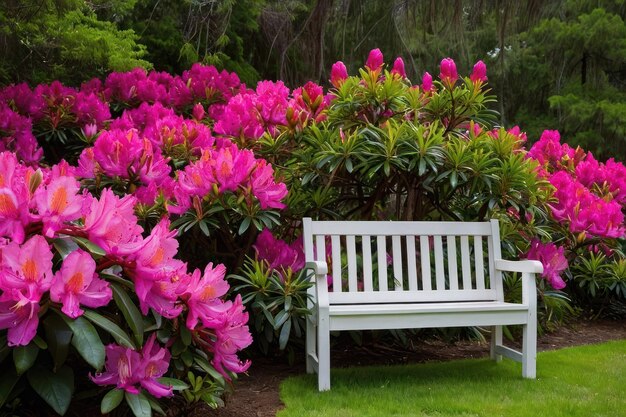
202 318 626 417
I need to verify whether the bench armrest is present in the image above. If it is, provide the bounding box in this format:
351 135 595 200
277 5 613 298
305 261 330 310
495 259 543 274
306 261 328 276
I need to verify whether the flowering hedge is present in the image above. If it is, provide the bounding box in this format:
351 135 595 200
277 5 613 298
1 49 626 415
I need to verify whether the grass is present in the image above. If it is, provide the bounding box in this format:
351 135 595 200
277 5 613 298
278 340 626 417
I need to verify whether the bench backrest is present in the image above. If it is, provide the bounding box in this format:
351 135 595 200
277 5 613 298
303 218 504 304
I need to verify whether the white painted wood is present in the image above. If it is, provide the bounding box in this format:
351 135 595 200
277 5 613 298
420 236 431 290
474 235 485 290
406 236 418 291
392 235 403 290
377 236 388 291
362 236 373 292
331 235 342 292
347 235 357 292
309 220 493 236
302 218 538 390
434 235 445 290
460 235 472 290
447 236 458 290
328 289 497 304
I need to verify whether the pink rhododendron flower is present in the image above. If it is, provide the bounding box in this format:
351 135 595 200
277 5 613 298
526 239 568 290
91 344 142 394
82 189 144 255
391 57 406 78
469 60 487 83
0 235 54 296
137 334 174 397
180 263 231 330
34 175 83 237
330 61 349 88
439 57 458 87
0 295 41 346
50 250 112 318
0 105 43 163
210 295 252 377
91 335 173 397
365 48 384 71
250 160 288 209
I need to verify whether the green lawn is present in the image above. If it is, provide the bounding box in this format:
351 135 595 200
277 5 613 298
278 340 626 417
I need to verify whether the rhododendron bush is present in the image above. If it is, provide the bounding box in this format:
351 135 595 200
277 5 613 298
2 49 626 415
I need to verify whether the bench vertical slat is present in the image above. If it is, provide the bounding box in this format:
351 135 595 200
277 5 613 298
474 235 485 290
347 235 358 292
490 220 503 299
434 235 445 290
330 235 341 292
447 236 458 290
377 236 388 291
392 235 403 290
460 235 472 290
420 236 432 290
406 236 418 291
362 236 373 292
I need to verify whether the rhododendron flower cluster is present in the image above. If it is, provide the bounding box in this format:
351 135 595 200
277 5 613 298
254 229 305 275
528 130 626 239
526 239 568 290
0 151 252 385
91 334 173 398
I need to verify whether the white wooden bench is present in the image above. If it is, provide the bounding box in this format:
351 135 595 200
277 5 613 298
302 218 543 391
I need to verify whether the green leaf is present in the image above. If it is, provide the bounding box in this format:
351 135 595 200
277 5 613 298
83 310 135 349
125 391 152 417
52 238 79 260
0 366 19 408
62 315 105 369
180 325 192 346
27 365 74 415
101 388 124 414
157 377 190 391
71 236 106 258
238 217 251 235
13 343 39 375
43 314 73 371
111 283 144 346
278 318 292 350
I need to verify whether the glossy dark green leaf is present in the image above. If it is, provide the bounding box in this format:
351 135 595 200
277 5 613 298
62 315 105 369
43 314 73 371
27 365 74 415
111 283 144 346
157 377 189 391
125 391 152 417
52 238 79 260
13 343 39 375
71 236 106 258
101 388 124 414
278 318 291 350
83 310 135 349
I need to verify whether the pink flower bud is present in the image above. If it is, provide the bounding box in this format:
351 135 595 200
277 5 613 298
365 48 384 71
439 57 458 86
330 61 348 88
193 103 205 121
470 60 487 83
391 57 406 78
421 72 433 92
82 123 98 138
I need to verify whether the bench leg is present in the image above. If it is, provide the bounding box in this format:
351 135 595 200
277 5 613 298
522 321 537 378
490 325 503 362
318 315 331 391
306 316 316 374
